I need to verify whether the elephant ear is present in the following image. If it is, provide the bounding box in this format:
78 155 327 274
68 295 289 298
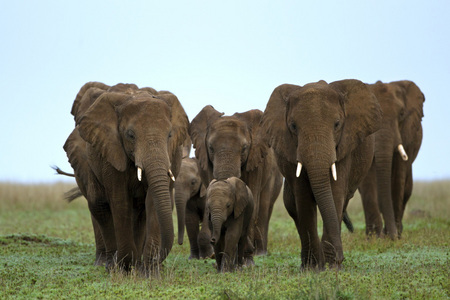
71 82 109 119
228 177 252 219
232 109 268 172
72 87 106 124
189 105 224 175
261 84 301 164
330 79 383 161
157 91 190 166
63 126 90 188
77 92 130 172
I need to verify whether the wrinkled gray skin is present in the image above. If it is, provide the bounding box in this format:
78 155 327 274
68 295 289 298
206 177 254 272
261 79 382 270
190 107 283 259
64 82 189 275
359 80 424 239
174 157 214 259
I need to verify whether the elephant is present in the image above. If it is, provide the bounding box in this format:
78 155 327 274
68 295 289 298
358 80 424 239
174 157 214 259
261 79 382 269
63 83 189 274
189 106 283 259
205 177 254 272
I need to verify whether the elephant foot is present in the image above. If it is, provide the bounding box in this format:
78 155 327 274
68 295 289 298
243 256 255 267
254 248 268 256
94 254 107 267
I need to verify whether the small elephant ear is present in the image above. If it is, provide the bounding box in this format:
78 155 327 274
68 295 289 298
330 80 383 161
261 84 301 164
229 177 252 219
199 183 207 198
232 109 268 172
77 92 130 172
189 105 224 175
158 91 190 166
71 82 110 119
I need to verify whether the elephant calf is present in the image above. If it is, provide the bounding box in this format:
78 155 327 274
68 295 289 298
206 177 254 273
175 157 214 259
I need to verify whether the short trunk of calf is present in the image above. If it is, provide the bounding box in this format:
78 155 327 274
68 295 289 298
307 165 343 266
144 161 174 266
210 215 224 245
174 191 189 245
376 155 398 239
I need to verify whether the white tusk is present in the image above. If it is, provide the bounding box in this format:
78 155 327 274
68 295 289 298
397 144 408 161
168 169 176 182
137 167 142 181
296 162 302 177
331 163 337 181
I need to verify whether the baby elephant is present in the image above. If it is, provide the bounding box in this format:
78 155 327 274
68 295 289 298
206 177 254 272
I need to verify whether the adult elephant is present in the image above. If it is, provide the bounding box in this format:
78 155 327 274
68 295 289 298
359 80 424 239
174 157 213 259
189 106 283 258
261 80 382 269
65 86 189 274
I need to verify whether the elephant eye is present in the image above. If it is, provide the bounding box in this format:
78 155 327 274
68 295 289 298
208 145 214 154
289 122 297 134
241 144 248 154
126 129 136 141
226 202 231 208
168 131 172 138
334 120 340 131
191 179 197 186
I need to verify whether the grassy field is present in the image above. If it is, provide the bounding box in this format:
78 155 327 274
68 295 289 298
0 181 448 299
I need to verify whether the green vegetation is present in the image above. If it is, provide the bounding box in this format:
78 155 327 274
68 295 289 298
0 181 448 299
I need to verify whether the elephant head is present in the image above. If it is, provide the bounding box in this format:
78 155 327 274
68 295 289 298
189 105 268 183
174 157 206 245
261 79 382 265
206 177 253 246
77 89 189 265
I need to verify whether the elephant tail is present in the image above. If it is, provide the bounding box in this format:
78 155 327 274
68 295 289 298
343 211 354 233
64 187 83 203
51 165 75 177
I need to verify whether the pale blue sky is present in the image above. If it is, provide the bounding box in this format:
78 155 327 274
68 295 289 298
0 1 448 183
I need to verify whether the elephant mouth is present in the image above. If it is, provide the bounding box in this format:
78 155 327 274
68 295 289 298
136 167 176 182
295 161 338 181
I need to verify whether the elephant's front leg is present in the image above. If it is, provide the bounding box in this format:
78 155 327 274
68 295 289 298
90 214 107 266
185 207 201 259
295 179 324 270
359 165 383 237
221 220 243 272
110 192 139 272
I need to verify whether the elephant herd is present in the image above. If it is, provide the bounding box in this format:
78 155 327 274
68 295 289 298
59 79 424 275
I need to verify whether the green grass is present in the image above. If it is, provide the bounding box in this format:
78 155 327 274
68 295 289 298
0 181 449 299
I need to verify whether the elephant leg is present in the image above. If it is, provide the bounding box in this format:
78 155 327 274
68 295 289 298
185 207 200 259
133 199 146 261
254 183 276 255
213 239 225 272
322 189 345 268
89 200 117 270
359 164 383 237
222 226 242 272
198 211 214 259
295 177 323 270
90 214 107 266
109 194 139 271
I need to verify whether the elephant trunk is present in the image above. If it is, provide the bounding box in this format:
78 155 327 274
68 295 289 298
298 135 343 265
209 208 224 245
174 187 189 245
141 153 174 265
213 150 241 180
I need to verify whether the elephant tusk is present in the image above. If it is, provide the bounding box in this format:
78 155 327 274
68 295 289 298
168 169 176 182
296 162 302 178
331 163 337 181
397 144 408 161
137 167 142 181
